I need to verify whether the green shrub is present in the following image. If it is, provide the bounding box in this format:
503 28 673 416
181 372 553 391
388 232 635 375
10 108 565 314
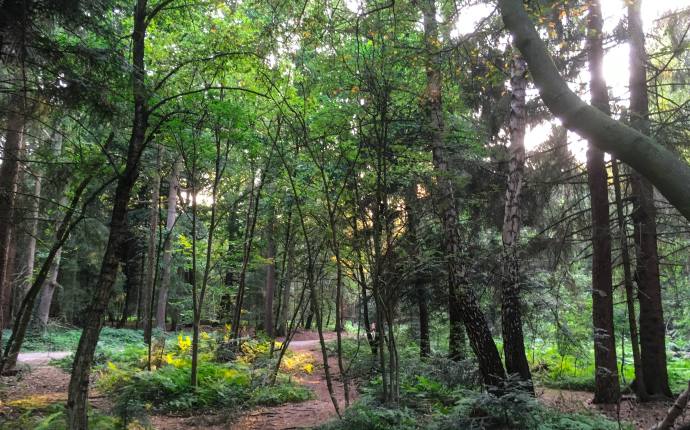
318 399 417 430
250 382 314 406
430 390 630 430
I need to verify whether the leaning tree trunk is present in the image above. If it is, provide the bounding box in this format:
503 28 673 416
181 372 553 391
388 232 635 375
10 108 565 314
628 0 671 399
36 195 68 327
420 0 505 387
501 52 532 388
497 0 690 222
0 98 25 338
587 0 620 404
155 159 180 331
67 0 149 427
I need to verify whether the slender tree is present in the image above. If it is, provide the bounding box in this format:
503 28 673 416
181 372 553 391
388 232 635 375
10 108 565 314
627 0 671 398
420 0 505 387
501 52 532 388
586 0 620 404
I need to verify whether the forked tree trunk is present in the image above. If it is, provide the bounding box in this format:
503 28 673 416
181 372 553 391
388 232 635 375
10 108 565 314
501 53 532 387
628 0 671 399
587 0 620 404
19 175 41 306
156 159 180 330
420 0 505 387
67 1 149 427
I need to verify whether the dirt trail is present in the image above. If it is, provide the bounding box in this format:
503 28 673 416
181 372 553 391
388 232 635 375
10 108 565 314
150 332 354 430
16 351 71 364
230 336 353 430
2 333 352 429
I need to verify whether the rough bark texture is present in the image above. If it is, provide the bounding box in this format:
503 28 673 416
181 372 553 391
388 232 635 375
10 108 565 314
66 1 149 427
585 0 620 404
501 53 532 387
497 0 690 222
0 99 25 335
156 159 180 330
650 380 690 430
627 0 672 399
421 0 505 387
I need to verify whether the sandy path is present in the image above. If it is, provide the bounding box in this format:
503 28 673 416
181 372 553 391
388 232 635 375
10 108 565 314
16 351 71 365
150 332 354 430
230 337 354 430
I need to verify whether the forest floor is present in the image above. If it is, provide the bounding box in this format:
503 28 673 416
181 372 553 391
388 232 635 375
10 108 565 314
538 386 687 429
2 331 352 429
3 339 686 429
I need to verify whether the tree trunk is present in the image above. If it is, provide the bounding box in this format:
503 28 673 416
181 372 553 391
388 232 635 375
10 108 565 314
420 0 505 388
36 197 67 331
498 0 690 222
405 189 430 358
0 98 25 337
19 176 41 306
156 159 180 330
501 53 532 387
586 0 620 404
67 1 149 427
612 159 647 400
264 210 276 337
119 228 144 328
628 0 672 399
143 165 160 339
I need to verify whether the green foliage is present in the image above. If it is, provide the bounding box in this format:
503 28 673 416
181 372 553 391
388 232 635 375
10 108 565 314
431 390 630 430
0 401 124 430
318 399 418 430
2 327 144 353
250 382 314 406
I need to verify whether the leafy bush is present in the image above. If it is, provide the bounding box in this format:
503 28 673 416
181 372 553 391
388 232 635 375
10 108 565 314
250 382 314 406
318 399 417 430
430 390 630 430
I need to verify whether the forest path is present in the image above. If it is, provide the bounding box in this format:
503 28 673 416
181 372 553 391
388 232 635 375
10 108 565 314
1 351 109 419
16 351 71 365
151 331 354 430
231 334 353 430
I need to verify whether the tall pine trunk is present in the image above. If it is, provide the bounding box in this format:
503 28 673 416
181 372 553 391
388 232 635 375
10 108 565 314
420 0 505 387
501 53 532 387
0 97 25 336
156 159 180 330
587 0 620 404
628 0 671 398
67 0 149 426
